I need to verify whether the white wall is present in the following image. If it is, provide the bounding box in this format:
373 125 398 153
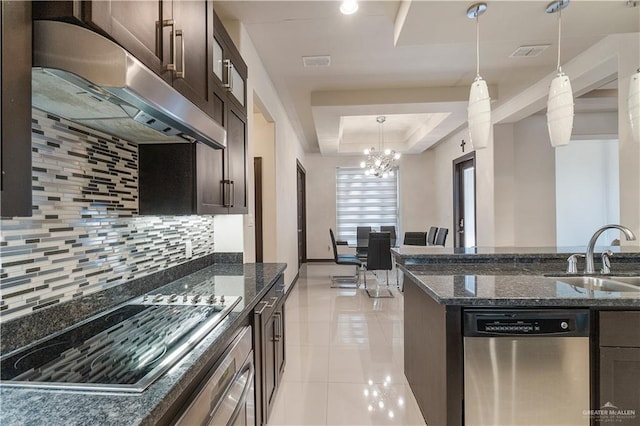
556 139 620 246
512 115 557 246
253 110 277 262
216 19 308 289
493 124 516 246
305 152 435 259
214 215 244 252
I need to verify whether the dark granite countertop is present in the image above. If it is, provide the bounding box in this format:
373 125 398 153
393 245 640 261
0 262 287 426
402 269 640 308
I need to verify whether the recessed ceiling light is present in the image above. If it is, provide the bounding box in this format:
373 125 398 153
340 0 358 15
509 44 550 58
302 55 331 67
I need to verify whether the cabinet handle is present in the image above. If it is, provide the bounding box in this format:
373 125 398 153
223 59 233 90
229 180 235 208
163 19 177 73
274 312 282 341
175 29 185 78
265 296 278 309
221 180 232 207
254 300 268 315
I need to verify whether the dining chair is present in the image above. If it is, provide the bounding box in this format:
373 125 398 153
434 227 449 246
380 226 397 247
403 231 427 246
426 226 439 245
380 225 399 286
364 232 394 298
329 228 362 288
356 226 372 260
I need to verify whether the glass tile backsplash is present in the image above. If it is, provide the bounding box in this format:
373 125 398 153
0 110 216 323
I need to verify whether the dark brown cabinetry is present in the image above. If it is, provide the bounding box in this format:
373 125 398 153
33 0 212 114
254 276 286 426
139 142 224 215
598 311 640 424
1 1 32 217
204 7 248 214
212 11 247 113
404 276 463 426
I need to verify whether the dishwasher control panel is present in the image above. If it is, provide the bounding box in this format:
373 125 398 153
464 309 590 337
478 318 570 334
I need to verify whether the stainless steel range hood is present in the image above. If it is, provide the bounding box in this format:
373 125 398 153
32 20 226 148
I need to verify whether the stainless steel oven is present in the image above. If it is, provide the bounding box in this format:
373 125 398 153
175 326 254 426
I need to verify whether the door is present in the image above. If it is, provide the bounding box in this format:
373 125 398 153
296 161 307 268
453 153 476 248
254 157 264 263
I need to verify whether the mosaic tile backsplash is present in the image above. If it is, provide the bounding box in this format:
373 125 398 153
0 110 217 323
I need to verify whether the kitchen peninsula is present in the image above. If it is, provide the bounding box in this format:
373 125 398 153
392 246 640 426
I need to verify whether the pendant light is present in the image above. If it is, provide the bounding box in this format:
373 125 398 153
546 0 573 147
629 68 640 143
360 116 400 178
466 2 491 150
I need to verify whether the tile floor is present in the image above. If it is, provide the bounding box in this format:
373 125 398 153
267 263 426 426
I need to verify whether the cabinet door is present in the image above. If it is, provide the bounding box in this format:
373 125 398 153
139 144 197 215
1 1 32 217
170 0 211 114
195 142 225 214
275 304 286 381
264 314 278 420
599 347 640 423
83 0 169 83
212 10 247 115
227 106 247 214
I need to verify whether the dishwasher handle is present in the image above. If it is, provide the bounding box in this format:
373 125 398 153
463 309 590 337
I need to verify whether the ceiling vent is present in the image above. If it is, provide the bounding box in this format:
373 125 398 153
509 44 550 58
302 55 331 67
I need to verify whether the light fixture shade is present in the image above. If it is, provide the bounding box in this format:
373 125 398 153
340 0 358 15
629 69 640 143
468 77 491 149
547 72 574 147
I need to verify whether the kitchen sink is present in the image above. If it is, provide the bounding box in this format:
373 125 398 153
608 276 640 286
554 276 640 293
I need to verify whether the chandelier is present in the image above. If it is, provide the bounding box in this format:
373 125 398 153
360 116 400 178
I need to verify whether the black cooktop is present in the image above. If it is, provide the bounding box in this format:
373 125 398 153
0 296 241 392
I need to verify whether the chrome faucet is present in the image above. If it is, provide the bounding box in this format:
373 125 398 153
584 225 636 274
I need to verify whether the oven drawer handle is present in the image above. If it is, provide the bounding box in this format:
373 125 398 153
265 296 279 309
208 358 254 425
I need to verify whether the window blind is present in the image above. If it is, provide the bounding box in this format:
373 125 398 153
336 167 399 243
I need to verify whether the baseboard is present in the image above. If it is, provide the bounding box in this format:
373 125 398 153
306 258 334 263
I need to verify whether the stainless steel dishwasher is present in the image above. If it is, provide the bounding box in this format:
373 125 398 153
463 309 590 426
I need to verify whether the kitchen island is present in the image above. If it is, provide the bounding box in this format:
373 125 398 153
395 247 640 426
0 262 286 426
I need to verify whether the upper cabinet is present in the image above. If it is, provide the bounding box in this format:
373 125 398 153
1 1 32 217
32 1 248 216
212 11 247 113
33 0 212 115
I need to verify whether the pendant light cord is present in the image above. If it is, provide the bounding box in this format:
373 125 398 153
476 14 480 77
556 8 562 73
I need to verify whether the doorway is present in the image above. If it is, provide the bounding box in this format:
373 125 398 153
296 161 307 268
254 157 263 262
453 152 476 248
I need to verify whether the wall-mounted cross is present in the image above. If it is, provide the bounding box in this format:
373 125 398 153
460 139 466 153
